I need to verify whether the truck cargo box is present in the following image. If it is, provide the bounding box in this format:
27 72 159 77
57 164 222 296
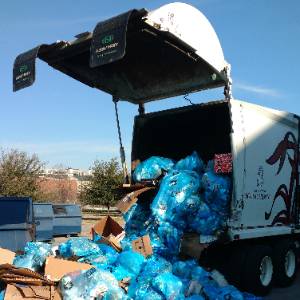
131 99 300 240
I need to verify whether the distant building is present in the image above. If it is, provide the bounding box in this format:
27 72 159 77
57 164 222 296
39 166 91 202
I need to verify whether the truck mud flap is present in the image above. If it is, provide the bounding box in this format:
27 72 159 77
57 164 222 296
13 46 41 92
90 10 144 68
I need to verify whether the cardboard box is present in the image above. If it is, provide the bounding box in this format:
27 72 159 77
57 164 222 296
116 187 155 213
0 248 16 265
4 284 61 300
132 235 153 257
92 216 124 252
44 257 92 282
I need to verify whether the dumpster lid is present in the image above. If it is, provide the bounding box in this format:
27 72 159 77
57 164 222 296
13 2 229 104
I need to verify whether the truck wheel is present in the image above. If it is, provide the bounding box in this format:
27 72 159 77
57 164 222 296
272 239 297 287
242 245 273 296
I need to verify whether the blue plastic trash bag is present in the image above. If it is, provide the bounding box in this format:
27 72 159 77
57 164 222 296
120 234 138 251
172 260 198 279
133 156 174 182
203 284 244 300
124 202 153 236
156 222 184 257
135 287 164 300
148 230 169 257
128 278 164 300
116 250 145 276
59 238 101 258
60 268 122 300
98 243 119 264
188 202 223 236
102 286 127 300
174 151 204 174
185 296 205 300
191 266 211 285
78 253 111 269
151 170 201 227
0 289 5 300
202 171 230 209
243 292 263 300
205 160 215 172
138 255 172 283
152 272 184 300
113 265 134 281
13 242 52 271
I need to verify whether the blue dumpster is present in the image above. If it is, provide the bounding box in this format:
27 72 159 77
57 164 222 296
0 197 34 251
33 203 54 241
52 204 82 236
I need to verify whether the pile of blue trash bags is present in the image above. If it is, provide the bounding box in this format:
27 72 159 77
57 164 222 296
126 151 231 248
3 152 262 300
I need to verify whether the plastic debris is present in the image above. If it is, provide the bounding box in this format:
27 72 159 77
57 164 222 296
59 237 101 258
172 260 198 279
6 152 264 300
152 272 184 300
116 250 145 277
60 268 124 300
151 170 201 228
174 151 204 174
0 289 4 300
133 156 174 182
13 242 52 271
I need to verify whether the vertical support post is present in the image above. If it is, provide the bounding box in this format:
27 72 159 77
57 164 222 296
113 97 129 184
138 103 145 115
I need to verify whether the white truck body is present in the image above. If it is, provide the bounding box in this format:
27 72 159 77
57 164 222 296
229 99 300 239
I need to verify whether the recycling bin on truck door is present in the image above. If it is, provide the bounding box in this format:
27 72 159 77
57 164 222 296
33 203 54 241
52 204 82 236
0 197 34 252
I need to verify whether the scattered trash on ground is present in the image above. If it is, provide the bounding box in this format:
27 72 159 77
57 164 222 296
0 152 262 300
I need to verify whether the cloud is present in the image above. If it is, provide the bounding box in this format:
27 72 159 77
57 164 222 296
234 81 281 98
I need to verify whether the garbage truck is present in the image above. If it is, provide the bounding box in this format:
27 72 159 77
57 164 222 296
13 2 300 295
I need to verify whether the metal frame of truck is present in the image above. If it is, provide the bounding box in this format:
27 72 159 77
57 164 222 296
12 2 300 296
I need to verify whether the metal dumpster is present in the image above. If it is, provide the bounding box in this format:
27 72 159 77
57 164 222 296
33 203 54 241
52 204 82 236
0 197 34 251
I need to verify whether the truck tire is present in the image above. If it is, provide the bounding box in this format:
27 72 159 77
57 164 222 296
272 239 297 287
242 245 273 296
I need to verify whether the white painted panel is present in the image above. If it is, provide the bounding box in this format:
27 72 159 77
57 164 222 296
230 100 298 229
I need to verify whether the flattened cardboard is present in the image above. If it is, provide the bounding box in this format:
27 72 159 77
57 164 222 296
4 284 61 300
116 187 155 213
44 257 92 282
0 248 16 265
0 264 54 286
132 235 153 257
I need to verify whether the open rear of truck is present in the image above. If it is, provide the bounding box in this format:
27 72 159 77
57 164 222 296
13 2 300 295
132 98 300 238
